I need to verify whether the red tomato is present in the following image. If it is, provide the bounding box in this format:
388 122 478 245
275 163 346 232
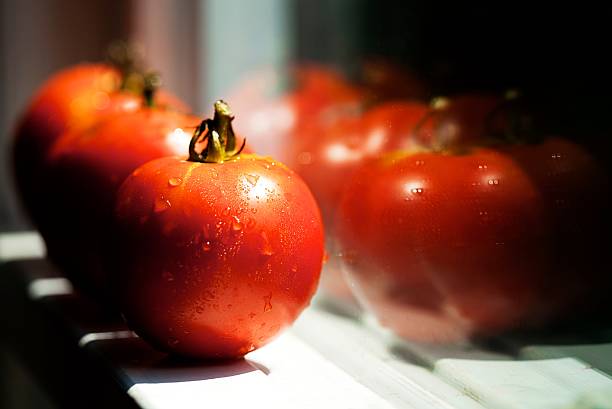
291 101 429 305
111 101 323 358
337 148 553 342
41 108 200 296
503 137 611 317
230 65 364 164
13 63 189 228
359 58 429 102
414 94 504 148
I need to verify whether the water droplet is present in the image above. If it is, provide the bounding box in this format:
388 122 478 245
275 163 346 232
154 196 171 212
231 215 242 232
260 322 267 328
249 312 256 319
263 293 273 312
260 231 274 256
258 336 265 341
221 206 231 216
203 290 214 301
202 241 212 252
478 164 488 169
410 187 424 194
195 305 204 314
244 174 260 186
487 179 500 185
211 169 219 179
162 271 174 282
415 160 425 166
226 304 233 309
291 265 298 273
551 153 561 159
168 338 180 347
245 217 256 230
168 177 182 187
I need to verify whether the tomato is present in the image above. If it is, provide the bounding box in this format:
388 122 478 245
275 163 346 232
291 101 429 305
336 148 553 342
111 101 323 358
13 63 189 228
230 65 364 164
414 94 504 148
41 103 200 297
359 58 429 102
503 137 611 318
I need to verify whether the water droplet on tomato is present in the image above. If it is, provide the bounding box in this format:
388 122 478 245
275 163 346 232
249 312 256 319
487 179 500 185
162 271 174 282
221 206 231 216
168 338 180 346
410 187 424 194
260 231 274 256
231 215 242 232
168 177 182 187
478 164 488 169
263 293 272 312
195 305 204 314
245 217 256 230
211 169 219 179
415 160 425 166
202 241 212 252
258 336 265 341
551 153 561 159
244 173 260 186
154 196 171 212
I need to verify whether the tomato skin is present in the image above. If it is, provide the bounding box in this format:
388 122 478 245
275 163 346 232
13 63 189 228
337 148 553 342
112 155 324 358
503 137 612 317
41 110 199 296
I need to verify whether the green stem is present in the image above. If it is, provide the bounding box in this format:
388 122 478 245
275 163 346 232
188 100 245 163
143 72 160 108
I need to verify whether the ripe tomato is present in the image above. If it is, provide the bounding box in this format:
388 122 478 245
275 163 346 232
111 101 323 358
41 106 200 297
13 64 189 228
291 101 429 305
359 58 429 102
230 65 364 164
503 137 611 317
337 148 553 342
414 94 504 148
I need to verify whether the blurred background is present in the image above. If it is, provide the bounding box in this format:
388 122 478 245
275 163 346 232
2 1 612 408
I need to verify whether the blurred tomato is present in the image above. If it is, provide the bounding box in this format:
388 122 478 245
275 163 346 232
359 58 429 102
414 94 504 148
503 137 611 318
42 106 199 297
337 148 553 342
230 64 364 164
292 101 430 306
13 63 189 229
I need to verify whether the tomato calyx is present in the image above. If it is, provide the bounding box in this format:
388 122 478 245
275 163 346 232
188 100 246 163
142 72 161 108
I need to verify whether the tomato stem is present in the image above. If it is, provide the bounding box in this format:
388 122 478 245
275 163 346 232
107 41 144 92
143 72 161 108
188 100 246 163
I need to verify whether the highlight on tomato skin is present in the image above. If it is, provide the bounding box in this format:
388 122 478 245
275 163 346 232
110 101 324 359
39 104 200 299
336 148 555 342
